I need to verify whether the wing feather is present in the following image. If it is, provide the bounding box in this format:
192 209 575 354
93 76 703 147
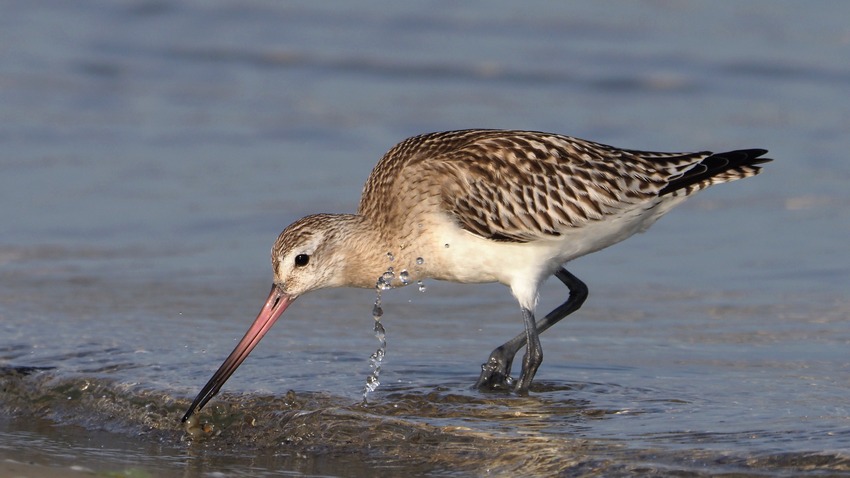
359 130 771 243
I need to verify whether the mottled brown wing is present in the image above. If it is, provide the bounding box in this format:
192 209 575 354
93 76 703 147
428 131 687 242
361 130 770 243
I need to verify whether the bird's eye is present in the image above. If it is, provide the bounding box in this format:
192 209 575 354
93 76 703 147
294 254 310 267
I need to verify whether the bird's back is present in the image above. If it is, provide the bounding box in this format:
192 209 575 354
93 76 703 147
358 130 771 244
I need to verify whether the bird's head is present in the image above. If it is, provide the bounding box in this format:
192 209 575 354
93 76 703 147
181 214 380 422
270 214 355 298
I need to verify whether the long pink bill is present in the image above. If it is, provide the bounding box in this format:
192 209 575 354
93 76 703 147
181 285 293 422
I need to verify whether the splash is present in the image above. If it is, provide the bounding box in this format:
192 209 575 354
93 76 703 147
376 270 394 291
364 270 392 402
363 297 387 402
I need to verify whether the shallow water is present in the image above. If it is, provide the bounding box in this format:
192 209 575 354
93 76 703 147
2 1 850 476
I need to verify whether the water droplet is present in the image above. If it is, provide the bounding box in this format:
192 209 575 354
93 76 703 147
415 257 424 265
417 280 427 293
364 375 380 393
444 243 450 248
399 270 410 285
386 252 394 262
372 302 383 319
376 270 395 291
363 315 387 400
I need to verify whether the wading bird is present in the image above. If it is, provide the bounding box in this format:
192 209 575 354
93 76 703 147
182 129 770 422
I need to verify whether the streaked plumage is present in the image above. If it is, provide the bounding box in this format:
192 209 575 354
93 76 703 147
183 129 771 422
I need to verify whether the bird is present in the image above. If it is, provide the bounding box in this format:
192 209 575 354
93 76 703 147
181 129 771 422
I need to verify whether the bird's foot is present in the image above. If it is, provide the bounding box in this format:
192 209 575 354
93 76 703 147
474 356 514 391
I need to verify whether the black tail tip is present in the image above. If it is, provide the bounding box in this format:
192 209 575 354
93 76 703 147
722 148 773 166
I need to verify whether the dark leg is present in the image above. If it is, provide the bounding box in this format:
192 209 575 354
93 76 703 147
513 307 542 393
474 267 588 392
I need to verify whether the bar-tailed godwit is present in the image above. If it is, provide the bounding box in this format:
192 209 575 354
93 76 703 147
182 129 771 422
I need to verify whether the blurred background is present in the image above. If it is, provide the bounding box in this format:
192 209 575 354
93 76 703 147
1 1 848 476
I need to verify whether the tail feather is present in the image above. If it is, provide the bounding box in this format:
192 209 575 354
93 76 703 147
659 149 772 196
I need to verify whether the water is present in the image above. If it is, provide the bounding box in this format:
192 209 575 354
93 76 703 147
364 291 387 399
376 270 395 291
363 315 386 399
2 1 850 476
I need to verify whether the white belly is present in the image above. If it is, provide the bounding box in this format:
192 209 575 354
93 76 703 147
422 197 684 309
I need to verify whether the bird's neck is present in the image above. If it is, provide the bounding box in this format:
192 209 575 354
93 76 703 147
333 214 426 290
327 214 393 289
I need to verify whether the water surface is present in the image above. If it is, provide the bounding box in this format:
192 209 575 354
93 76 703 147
2 1 849 476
